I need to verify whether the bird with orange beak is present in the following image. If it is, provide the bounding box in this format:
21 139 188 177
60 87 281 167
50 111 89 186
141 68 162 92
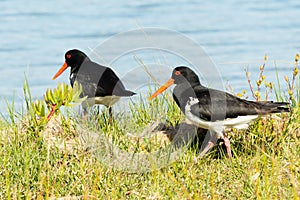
149 66 289 158
52 49 135 116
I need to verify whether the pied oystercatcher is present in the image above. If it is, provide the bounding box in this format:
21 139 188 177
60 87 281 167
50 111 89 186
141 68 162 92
149 66 290 157
52 49 135 115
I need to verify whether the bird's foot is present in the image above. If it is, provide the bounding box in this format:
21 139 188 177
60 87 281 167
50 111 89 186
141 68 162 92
82 114 87 121
199 141 215 157
223 137 232 158
193 155 199 163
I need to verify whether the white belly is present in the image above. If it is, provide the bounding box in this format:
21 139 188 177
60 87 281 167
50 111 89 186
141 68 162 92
82 96 121 109
184 97 258 136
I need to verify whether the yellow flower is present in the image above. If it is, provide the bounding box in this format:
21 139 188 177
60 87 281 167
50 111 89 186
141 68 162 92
295 53 299 62
237 93 243 98
259 65 264 70
254 91 261 99
264 81 269 87
264 54 268 61
293 67 299 76
284 75 289 82
269 82 273 90
256 80 262 86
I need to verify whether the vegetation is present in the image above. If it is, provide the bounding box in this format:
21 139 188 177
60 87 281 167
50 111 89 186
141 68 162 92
0 56 299 199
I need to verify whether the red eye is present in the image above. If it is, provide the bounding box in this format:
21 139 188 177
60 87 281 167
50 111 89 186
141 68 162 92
66 54 71 59
175 71 181 75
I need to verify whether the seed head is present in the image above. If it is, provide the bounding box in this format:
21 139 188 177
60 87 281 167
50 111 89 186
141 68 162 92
295 53 299 62
284 75 289 82
293 67 299 76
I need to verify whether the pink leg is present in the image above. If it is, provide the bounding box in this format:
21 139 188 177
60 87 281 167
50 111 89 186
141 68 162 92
82 113 87 121
82 108 88 121
198 131 232 158
199 141 215 157
223 137 232 158
199 132 218 157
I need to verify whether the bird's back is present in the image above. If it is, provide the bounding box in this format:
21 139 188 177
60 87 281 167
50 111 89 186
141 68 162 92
174 84 289 121
72 60 135 98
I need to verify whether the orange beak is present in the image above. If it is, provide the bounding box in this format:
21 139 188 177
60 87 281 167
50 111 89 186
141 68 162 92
148 78 175 100
52 62 68 80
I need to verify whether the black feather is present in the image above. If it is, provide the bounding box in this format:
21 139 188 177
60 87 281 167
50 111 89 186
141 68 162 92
172 66 289 121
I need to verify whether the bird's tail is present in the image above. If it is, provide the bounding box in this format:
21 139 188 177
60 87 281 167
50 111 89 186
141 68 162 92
256 101 290 114
122 90 136 97
113 90 136 97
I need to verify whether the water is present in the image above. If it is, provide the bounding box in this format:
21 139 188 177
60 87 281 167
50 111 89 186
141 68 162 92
1 0 300 112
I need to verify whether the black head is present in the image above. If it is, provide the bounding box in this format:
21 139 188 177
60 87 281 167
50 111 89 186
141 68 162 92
148 66 201 100
171 66 201 86
65 49 89 69
52 49 90 80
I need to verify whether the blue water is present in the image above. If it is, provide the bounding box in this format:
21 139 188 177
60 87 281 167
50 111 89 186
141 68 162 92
1 0 300 112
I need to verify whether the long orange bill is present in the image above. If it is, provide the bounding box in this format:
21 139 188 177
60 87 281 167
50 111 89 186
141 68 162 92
148 78 175 100
52 62 68 80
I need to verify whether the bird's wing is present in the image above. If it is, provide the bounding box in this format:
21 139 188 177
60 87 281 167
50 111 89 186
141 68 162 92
95 67 127 96
74 61 106 97
75 61 134 97
189 87 259 121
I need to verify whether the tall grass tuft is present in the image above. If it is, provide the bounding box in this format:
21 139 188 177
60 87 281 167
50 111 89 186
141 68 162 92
0 55 299 199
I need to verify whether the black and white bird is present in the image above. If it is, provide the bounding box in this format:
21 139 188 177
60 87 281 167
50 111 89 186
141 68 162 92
52 49 135 116
149 66 290 157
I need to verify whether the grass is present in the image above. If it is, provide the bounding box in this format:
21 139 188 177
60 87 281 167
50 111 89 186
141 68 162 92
0 59 299 199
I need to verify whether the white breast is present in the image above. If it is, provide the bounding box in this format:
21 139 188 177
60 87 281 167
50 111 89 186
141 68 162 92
70 73 75 80
184 97 258 133
81 96 121 109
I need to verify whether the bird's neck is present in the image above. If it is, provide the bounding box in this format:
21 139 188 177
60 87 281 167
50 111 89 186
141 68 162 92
173 82 199 113
70 67 80 87
69 58 91 85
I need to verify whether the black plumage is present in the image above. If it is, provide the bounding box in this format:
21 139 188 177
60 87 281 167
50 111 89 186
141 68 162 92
68 53 135 99
171 66 289 121
52 49 135 113
149 66 290 157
